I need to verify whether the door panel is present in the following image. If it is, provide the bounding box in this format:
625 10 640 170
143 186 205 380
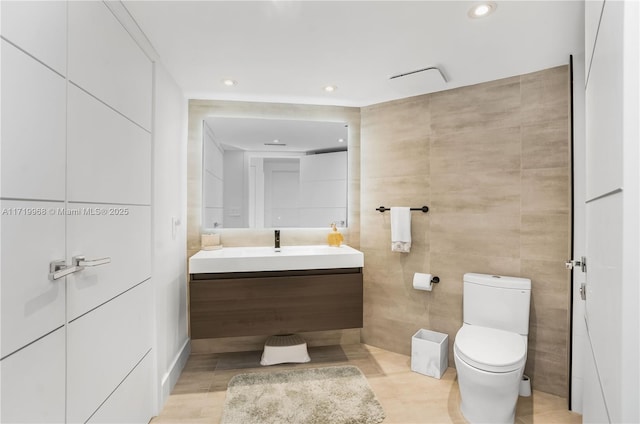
585 1 623 199
298 156 345 226
67 85 151 206
203 141 224 228
0 328 66 423
203 127 224 180
66 280 152 424
86 352 154 424
265 161 300 227
0 0 67 75
0 200 65 357
583 1 635 422
68 1 152 130
585 0 605 74
585 192 622 419
203 169 224 209
1 41 66 201
66 204 151 320
583 325 611 423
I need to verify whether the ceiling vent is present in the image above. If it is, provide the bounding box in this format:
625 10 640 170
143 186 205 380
390 66 448 83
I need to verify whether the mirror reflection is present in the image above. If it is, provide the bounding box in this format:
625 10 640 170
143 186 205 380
202 117 348 229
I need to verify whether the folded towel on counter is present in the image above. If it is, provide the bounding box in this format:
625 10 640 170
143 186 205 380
391 207 411 253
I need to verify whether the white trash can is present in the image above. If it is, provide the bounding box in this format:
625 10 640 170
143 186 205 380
411 329 449 379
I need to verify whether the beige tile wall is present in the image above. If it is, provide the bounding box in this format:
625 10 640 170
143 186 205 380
186 67 571 397
360 66 571 398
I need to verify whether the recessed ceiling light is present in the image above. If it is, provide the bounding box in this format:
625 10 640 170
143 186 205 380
324 85 337 92
468 2 496 18
222 79 237 86
273 139 280 143
338 138 345 143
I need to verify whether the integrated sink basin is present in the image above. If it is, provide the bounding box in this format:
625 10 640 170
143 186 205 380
189 245 364 274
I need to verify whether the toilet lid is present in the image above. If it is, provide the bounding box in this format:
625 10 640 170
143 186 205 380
454 325 526 373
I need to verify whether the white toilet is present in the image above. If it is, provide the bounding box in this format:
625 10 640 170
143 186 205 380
454 273 531 424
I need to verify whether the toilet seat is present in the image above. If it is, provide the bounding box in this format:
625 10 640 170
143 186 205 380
455 325 526 373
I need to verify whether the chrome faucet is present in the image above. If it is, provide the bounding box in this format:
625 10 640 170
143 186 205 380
274 230 281 251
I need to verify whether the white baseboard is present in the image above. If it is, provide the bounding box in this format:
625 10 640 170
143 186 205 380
159 339 191 407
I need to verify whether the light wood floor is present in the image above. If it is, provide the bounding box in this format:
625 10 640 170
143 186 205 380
151 344 582 424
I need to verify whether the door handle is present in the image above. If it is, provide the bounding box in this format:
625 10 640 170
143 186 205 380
49 260 81 281
49 256 111 280
73 255 111 269
565 256 587 272
580 283 587 300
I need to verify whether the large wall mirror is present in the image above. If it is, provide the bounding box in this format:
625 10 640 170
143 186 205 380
202 117 349 230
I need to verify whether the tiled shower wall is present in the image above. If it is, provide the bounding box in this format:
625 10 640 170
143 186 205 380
360 66 571 397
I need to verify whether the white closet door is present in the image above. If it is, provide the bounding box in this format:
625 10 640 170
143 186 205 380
86 353 154 424
0 3 68 422
0 0 67 75
585 1 623 200
67 281 153 424
66 204 151 320
583 1 639 423
65 3 154 422
0 328 66 423
68 1 152 130
0 40 66 201
0 200 65 357
67 85 151 206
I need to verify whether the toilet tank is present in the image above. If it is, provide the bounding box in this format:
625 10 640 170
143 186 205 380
463 273 531 335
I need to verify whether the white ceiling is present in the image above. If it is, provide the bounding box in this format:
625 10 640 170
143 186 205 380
124 1 584 107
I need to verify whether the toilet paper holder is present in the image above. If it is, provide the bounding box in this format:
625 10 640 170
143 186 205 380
413 273 440 291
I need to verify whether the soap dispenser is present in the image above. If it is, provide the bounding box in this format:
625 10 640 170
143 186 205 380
327 223 344 247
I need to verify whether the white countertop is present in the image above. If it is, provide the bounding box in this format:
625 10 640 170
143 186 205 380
189 244 364 274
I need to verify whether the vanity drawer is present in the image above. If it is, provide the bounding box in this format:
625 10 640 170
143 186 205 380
190 268 363 339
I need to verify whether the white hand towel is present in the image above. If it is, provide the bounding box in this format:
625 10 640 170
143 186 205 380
391 207 411 253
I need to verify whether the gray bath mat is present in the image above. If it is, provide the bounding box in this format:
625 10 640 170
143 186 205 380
221 365 386 424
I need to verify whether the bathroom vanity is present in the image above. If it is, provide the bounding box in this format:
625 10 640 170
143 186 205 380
188 245 364 339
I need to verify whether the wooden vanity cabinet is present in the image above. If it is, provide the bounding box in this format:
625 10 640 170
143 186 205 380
189 267 363 339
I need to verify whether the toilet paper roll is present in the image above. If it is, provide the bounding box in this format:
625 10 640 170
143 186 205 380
413 273 433 291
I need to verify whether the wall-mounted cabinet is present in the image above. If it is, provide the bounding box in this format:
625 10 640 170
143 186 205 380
190 268 363 339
